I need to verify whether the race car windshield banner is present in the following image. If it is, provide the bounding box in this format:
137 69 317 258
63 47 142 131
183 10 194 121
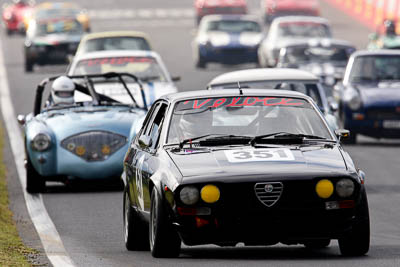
175 96 310 112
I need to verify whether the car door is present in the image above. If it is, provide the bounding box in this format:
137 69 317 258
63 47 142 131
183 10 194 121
140 102 169 214
131 101 168 215
125 102 160 211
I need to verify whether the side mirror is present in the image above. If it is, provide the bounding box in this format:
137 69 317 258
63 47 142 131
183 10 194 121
17 114 26 125
357 169 366 184
138 135 152 148
328 97 338 112
335 129 350 140
172 76 181 82
333 81 344 91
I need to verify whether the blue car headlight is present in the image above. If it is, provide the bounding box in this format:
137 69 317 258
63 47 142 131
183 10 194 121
31 133 51 151
61 131 127 162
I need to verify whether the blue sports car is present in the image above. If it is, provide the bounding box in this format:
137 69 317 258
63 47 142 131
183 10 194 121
334 50 400 144
192 15 262 68
18 72 148 193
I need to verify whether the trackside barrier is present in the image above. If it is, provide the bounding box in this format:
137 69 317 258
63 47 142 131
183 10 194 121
323 0 400 33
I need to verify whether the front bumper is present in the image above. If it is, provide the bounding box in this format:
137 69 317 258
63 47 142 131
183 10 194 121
30 143 128 180
171 180 363 246
176 209 357 246
343 106 400 138
199 45 258 64
26 42 79 65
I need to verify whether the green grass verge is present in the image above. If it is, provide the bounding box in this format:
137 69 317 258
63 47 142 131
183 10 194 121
0 124 37 266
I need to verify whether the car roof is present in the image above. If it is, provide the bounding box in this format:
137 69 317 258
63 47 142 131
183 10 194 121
272 16 329 25
208 68 319 87
201 14 259 23
72 50 160 62
160 89 310 103
350 49 400 57
80 31 150 41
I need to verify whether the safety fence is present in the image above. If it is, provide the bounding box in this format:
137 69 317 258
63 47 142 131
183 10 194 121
323 0 400 33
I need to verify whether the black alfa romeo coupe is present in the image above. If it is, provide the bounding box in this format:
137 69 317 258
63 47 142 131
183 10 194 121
121 89 369 258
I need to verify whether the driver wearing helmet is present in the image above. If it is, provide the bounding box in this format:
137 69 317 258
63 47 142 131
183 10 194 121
384 19 397 36
50 76 75 105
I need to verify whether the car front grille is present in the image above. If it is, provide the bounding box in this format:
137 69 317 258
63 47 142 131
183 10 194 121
254 182 283 207
366 108 400 120
61 130 127 162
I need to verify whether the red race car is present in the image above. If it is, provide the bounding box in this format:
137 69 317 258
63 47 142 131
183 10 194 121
194 0 247 24
261 0 320 24
2 0 33 35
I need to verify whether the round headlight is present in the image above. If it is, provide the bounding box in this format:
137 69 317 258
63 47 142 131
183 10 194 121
348 94 362 110
31 133 51 151
316 179 334 199
179 186 199 205
336 178 355 198
201 184 220 203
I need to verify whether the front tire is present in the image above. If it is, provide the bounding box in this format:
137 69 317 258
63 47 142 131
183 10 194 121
149 187 181 258
26 158 45 193
340 110 357 144
25 59 33 72
338 191 370 256
123 189 149 251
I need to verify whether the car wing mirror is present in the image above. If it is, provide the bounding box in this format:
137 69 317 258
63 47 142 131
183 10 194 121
172 76 181 82
138 135 152 148
17 114 26 125
328 97 338 112
335 129 350 140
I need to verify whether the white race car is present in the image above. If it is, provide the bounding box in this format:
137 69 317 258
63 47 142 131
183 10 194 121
258 16 331 67
208 68 339 130
68 50 179 108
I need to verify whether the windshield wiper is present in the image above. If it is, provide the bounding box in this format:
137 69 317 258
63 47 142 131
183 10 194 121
179 134 251 149
250 132 334 146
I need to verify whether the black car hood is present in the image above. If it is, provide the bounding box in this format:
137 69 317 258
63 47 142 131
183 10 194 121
355 83 400 107
168 145 347 183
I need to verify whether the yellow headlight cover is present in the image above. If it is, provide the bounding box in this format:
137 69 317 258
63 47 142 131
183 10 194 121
201 184 220 203
316 179 334 199
102 145 111 155
76 146 86 156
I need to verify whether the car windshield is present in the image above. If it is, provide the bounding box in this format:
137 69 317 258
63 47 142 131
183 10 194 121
73 56 167 82
36 7 79 19
349 55 400 84
282 46 352 64
206 20 261 33
210 82 323 109
278 22 331 38
82 37 151 53
167 96 331 144
36 19 83 35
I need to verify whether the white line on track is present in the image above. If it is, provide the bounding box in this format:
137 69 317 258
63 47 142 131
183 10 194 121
0 38 75 266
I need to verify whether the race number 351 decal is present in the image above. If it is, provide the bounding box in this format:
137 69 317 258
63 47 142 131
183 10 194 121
225 148 295 163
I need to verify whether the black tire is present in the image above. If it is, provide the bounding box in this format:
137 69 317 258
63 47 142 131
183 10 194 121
123 189 149 251
25 59 33 72
6 29 12 36
26 158 45 193
338 191 370 256
195 56 206 69
149 187 181 258
340 110 357 144
304 239 331 249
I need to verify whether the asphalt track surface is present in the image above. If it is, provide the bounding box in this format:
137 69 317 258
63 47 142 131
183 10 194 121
2 0 400 266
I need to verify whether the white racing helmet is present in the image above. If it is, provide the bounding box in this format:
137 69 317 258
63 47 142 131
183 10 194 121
51 76 75 105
